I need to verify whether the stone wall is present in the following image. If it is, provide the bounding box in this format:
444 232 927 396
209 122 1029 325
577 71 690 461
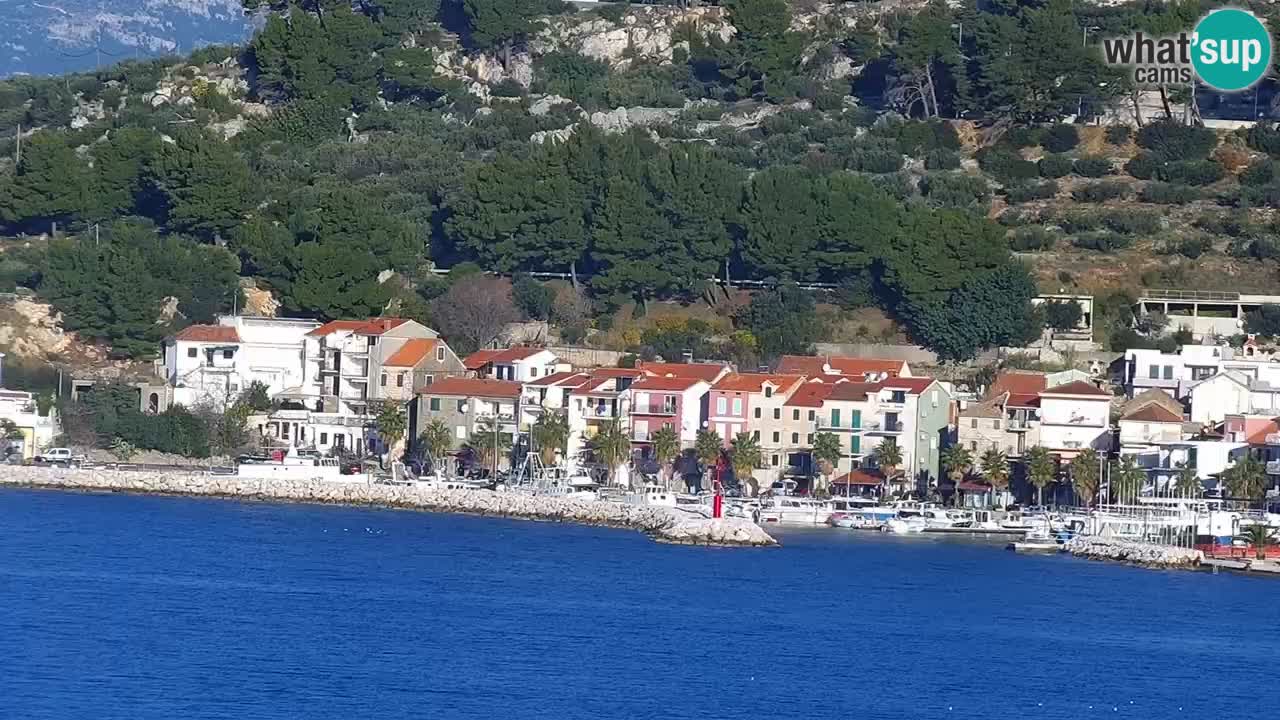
0 466 775 548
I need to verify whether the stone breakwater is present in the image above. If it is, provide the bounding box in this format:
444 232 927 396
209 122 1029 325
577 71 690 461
1065 537 1203 569
0 466 776 548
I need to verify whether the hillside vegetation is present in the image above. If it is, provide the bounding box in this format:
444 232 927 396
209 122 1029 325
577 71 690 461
2 0 1279 367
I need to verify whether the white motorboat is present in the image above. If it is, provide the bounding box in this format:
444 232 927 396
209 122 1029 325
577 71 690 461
885 515 928 534
756 496 834 526
828 497 897 529
1008 528 1063 554
237 449 346 482
621 483 678 508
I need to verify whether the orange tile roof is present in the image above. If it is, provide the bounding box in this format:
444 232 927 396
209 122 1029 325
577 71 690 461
881 377 937 394
1245 420 1280 445
784 382 835 407
776 355 906 377
174 325 240 343
526 371 588 387
306 318 409 337
418 377 522 399
383 339 438 368
637 362 729 382
712 373 805 394
1121 404 1183 423
989 371 1048 398
832 470 886 486
631 375 705 392
1040 380 1110 398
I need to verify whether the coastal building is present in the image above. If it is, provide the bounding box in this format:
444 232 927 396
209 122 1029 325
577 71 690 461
464 347 567 382
958 371 1046 459
814 380 877 476
0 388 59 460
414 377 523 469
1187 371 1280 425
780 381 835 478
707 373 805 488
1117 403 1187 457
635 361 731 385
1124 339 1280 400
565 368 645 459
376 338 467 402
1037 380 1113 458
628 374 710 448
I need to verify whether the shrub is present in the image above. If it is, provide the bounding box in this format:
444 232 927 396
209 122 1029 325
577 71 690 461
1054 210 1102 233
1167 236 1212 259
1009 226 1057 251
1246 123 1280 157
1005 181 1059 203
1038 154 1073 178
998 208 1036 227
1072 231 1133 252
1073 157 1113 178
924 149 961 170
1136 120 1218 159
1072 180 1131 202
1139 183 1200 204
1103 210 1160 235
1125 153 1161 180
512 275 556 320
1159 159 1225 186
1237 183 1280 208
881 119 961 156
1004 127 1046 148
846 148 904 173
490 79 526 97
920 172 991 210
1194 211 1257 238
1241 159 1276 186
1043 124 1080 153
596 3 627 23
870 172 915 200
1105 126 1132 145
978 147 1038 182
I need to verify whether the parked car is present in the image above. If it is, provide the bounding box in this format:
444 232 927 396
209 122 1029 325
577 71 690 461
33 448 85 466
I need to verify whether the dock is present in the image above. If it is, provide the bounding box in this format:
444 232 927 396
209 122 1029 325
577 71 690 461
1202 558 1280 577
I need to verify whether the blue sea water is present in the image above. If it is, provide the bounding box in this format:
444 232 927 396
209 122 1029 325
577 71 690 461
0 489 1275 720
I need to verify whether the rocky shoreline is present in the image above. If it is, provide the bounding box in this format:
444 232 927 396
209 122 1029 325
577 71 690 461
0 466 776 548
1065 536 1204 569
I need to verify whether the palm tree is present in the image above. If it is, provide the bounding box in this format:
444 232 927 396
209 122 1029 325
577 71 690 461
419 418 453 475
373 401 408 468
1174 462 1202 498
1069 448 1100 508
474 416 512 475
811 431 843 497
531 412 570 466
730 432 763 496
590 419 631 487
1223 454 1267 507
1109 455 1144 504
695 428 722 492
940 445 973 487
1240 524 1276 561
650 425 680 491
980 448 1009 508
1024 446 1055 507
871 440 902 480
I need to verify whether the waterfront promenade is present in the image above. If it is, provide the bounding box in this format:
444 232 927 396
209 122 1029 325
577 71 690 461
0 466 776 548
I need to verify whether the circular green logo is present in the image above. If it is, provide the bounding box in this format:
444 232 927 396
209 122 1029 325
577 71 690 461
1192 9 1272 92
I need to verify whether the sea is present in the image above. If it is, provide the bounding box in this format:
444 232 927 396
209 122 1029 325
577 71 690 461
0 489 1275 720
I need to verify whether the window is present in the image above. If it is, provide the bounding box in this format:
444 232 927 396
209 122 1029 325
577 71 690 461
717 397 727 415
436 346 445 362
891 391 906 403
970 441 977 451
456 400 466 413
807 433 813 444
429 398 440 411
971 418 978 428
773 408 780 420
994 419 1001 430
187 348 197 358
772 431 780 443
851 435 860 453
367 336 376 347
831 409 841 427
770 454 779 467
223 349 233 360
808 410 815 421
281 423 290 440
1163 365 1174 380
455 426 466 440
320 432 328 445
852 409 861 429
530 367 539 378
753 430 760 441
764 386 773 398
791 432 799 444
380 374 387 387
754 407 761 419
732 398 742 415
793 409 800 421
397 373 405 388
1148 365 1159 379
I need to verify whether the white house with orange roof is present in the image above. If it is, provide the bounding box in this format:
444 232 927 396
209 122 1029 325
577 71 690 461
1037 380 1113 458
775 354 911 380
566 368 646 461
464 347 566 382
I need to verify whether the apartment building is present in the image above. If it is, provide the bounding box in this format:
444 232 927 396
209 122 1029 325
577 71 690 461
708 373 805 487
629 374 710 448
775 355 911 379
414 377 523 469
377 338 467 402
465 347 567 382
1037 380 1113 458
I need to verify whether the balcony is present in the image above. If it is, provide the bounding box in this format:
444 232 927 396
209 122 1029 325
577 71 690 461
583 405 620 419
1007 419 1037 432
632 429 650 442
1268 460 1280 475
1265 433 1280 446
815 421 861 433
633 403 678 416
864 420 903 434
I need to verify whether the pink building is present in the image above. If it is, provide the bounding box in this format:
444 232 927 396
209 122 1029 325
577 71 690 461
629 375 711 447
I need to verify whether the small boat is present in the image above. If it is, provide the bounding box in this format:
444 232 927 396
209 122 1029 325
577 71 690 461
621 483 678 508
756 496 834 526
1008 529 1063 554
828 497 895 529
236 448 346 482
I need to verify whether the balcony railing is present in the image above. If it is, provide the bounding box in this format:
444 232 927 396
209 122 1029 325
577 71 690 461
1007 419 1036 432
865 420 903 434
584 406 619 418
632 430 650 442
815 421 861 432
1267 460 1280 475
633 404 678 416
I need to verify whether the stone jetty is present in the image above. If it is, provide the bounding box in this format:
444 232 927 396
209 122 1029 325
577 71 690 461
0 466 776 548
1065 536 1203 569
